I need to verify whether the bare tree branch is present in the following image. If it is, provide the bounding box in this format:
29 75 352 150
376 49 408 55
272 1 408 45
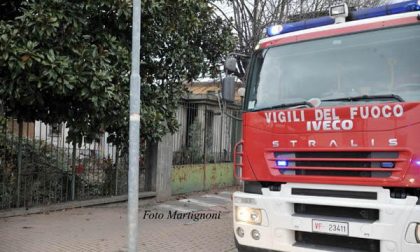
215 0 383 55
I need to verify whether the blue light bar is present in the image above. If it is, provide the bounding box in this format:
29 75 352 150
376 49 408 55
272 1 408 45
415 160 420 166
276 160 288 167
284 16 335 34
266 16 334 37
265 0 420 37
380 162 395 168
351 0 420 20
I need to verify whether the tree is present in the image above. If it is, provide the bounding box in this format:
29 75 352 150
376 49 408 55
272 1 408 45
0 0 235 149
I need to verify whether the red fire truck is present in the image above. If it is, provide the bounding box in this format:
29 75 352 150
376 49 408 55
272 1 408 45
231 1 420 251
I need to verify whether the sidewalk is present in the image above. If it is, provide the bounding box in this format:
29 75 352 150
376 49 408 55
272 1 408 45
0 190 237 252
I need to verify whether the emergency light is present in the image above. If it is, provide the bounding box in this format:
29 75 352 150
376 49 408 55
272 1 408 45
266 25 283 37
276 160 288 167
265 0 420 37
266 16 334 37
380 162 395 168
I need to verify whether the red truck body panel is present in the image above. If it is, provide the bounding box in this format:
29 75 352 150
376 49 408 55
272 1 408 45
241 103 420 187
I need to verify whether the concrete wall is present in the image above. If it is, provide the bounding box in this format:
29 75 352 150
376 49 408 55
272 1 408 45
171 163 236 195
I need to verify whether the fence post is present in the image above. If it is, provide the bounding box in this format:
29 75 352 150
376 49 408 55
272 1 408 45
16 120 23 207
144 141 156 192
1 119 5 208
71 143 76 200
114 147 119 196
219 102 224 162
203 105 207 190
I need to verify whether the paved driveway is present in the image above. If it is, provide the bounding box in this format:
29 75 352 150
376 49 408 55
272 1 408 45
0 190 236 252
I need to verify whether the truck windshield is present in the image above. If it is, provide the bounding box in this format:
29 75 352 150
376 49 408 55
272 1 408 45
247 24 420 111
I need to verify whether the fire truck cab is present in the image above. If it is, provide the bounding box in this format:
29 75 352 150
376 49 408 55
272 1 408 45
233 1 420 251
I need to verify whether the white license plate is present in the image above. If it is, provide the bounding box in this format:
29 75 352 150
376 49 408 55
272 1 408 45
312 219 349 236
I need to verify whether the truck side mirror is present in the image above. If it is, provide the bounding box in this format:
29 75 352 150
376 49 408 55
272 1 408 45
222 76 236 103
224 57 237 73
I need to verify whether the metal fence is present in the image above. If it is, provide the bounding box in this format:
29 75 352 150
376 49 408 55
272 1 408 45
0 119 152 210
1 98 242 210
172 99 242 165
